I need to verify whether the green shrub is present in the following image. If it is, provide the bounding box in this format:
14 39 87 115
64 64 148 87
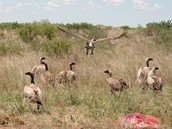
86 28 107 39
154 29 172 51
43 23 57 40
0 22 22 30
136 24 144 32
0 43 23 56
121 25 130 30
18 24 34 42
18 21 58 42
60 22 106 36
65 22 94 30
41 40 72 57
145 20 172 52
35 19 58 40
145 20 172 36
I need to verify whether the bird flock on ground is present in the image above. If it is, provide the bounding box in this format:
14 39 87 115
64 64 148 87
23 27 163 112
24 56 163 112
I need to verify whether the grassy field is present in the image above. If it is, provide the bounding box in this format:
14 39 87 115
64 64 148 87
0 26 172 129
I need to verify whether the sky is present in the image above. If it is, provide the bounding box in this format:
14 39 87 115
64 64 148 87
0 0 171 27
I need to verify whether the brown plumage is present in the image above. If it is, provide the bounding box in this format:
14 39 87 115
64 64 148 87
57 26 126 55
104 70 128 95
137 57 153 90
40 57 55 86
31 64 43 74
58 62 76 83
58 71 67 83
66 62 76 82
24 72 42 111
147 67 162 94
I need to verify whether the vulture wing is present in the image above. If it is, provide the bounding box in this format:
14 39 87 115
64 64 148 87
92 31 126 44
57 26 88 42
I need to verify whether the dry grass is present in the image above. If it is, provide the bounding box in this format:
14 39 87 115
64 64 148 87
0 29 172 129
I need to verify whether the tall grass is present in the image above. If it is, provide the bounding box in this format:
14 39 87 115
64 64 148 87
0 24 172 128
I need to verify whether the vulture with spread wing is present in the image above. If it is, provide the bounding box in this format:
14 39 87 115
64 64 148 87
57 26 126 55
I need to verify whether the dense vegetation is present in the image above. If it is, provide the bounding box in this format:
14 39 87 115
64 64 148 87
0 20 172 128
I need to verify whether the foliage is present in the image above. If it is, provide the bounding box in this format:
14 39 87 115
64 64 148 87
60 22 107 38
146 20 172 35
0 22 22 30
65 22 95 30
34 19 58 40
136 24 144 32
154 29 172 51
0 42 23 56
86 27 107 39
42 22 57 40
121 25 130 30
18 21 58 42
147 20 172 30
145 20 172 51
18 23 35 42
41 40 72 57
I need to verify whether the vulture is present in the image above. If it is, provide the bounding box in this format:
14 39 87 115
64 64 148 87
137 57 153 90
57 26 126 55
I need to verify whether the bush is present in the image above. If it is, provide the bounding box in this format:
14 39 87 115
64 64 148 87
121 25 130 30
145 20 172 51
145 20 172 36
0 22 22 30
65 22 95 30
18 21 58 42
43 23 57 40
154 29 172 51
18 24 34 42
60 22 106 36
41 40 72 57
0 43 23 56
87 28 107 39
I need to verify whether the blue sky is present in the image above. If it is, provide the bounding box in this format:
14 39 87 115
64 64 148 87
0 0 171 27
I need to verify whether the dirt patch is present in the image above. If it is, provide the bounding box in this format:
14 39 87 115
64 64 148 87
0 112 25 128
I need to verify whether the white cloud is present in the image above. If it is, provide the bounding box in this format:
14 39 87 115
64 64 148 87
41 0 78 12
16 2 23 9
15 2 30 9
0 1 12 13
0 0 78 14
82 1 102 10
0 1 31 13
103 0 124 6
62 0 78 4
4 8 11 13
43 1 60 11
133 0 163 10
40 1 60 12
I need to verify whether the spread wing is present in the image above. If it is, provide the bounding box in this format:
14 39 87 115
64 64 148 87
57 26 88 42
93 31 126 44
